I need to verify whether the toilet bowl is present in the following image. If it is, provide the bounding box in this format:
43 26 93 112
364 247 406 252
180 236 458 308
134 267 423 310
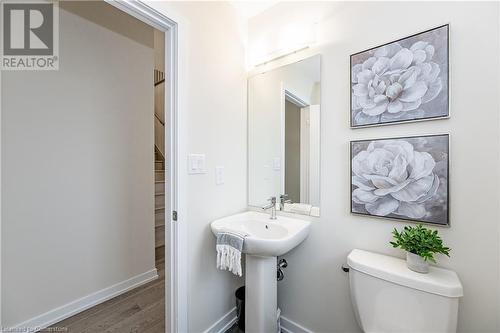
347 249 463 333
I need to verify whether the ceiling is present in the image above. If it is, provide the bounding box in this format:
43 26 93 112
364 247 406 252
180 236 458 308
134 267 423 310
229 1 280 19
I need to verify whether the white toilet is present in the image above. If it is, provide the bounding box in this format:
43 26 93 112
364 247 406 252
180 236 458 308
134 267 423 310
347 249 463 333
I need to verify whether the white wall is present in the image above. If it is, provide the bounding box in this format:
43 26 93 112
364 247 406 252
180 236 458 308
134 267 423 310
249 2 500 332
1 2 155 327
248 72 283 206
145 2 248 332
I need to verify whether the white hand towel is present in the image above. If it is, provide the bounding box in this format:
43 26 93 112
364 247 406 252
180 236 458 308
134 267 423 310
289 203 312 215
310 206 320 217
216 231 246 276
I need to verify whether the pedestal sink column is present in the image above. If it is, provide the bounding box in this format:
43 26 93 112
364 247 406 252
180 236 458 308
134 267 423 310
245 255 277 333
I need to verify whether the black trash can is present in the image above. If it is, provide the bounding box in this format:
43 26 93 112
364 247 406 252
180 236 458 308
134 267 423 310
235 286 245 331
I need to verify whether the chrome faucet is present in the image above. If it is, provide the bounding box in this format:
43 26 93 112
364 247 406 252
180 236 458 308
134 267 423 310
279 194 292 211
262 196 277 220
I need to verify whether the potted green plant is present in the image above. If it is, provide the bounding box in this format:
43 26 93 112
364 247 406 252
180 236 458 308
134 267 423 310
390 224 451 273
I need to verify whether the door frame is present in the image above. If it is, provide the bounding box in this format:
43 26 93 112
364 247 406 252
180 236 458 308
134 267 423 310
104 1 186 332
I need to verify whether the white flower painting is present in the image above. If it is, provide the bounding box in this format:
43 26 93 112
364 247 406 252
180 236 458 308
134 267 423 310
351 135 449 225
351 25 449 127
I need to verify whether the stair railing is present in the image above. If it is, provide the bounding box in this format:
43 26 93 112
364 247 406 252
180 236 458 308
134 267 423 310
154 69 165 158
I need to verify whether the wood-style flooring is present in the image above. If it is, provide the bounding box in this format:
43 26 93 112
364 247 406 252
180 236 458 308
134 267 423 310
44 260 165 333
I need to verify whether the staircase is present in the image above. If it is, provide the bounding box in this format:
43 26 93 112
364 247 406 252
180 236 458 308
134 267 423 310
154 59 166 262
155 148 165 262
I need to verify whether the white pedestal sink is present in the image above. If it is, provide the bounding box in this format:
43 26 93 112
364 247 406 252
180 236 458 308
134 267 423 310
211 211 311 333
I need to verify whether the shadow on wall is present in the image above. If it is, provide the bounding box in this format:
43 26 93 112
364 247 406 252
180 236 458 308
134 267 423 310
61 1 154 47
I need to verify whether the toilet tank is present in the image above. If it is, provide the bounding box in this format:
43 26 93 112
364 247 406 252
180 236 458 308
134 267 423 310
347 249 463 333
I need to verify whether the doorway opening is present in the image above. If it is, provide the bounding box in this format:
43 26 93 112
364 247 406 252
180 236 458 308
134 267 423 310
283 89 320 207
105 2 183 331
154 29 166 264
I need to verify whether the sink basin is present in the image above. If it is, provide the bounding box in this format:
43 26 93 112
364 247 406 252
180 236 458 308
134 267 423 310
211 211 311 256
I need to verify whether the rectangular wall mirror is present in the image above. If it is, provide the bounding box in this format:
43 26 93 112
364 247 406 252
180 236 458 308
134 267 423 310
248 55 321 216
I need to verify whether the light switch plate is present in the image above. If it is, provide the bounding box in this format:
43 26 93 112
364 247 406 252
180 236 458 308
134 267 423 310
273 157 281 171
188 154 207 174
215 166 225 185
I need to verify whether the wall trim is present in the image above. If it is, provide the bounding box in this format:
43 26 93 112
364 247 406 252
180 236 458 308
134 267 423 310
203 307 238 333
201 310 314 333
281 316 314 333
11 269 158 331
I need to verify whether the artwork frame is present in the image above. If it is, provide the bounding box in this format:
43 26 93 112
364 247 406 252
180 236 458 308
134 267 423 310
350 134 450 226
350 24 450 128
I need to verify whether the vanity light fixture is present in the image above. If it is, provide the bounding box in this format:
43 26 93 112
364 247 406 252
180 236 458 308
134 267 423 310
253 45 310 67
249 22 317 67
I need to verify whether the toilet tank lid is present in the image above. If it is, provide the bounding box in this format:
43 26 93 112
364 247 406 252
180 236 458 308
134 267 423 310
347 249 463 298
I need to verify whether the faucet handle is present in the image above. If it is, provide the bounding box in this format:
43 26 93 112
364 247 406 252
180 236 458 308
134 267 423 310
268 196 277 204
280 194 292 204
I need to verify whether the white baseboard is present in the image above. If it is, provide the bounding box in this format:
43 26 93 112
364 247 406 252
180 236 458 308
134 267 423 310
200 309 313 333
203 307 238 333
11 268 158 331
281 316 314 333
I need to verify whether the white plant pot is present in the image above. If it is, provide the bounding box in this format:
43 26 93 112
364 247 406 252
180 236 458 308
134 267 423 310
406 252 429 273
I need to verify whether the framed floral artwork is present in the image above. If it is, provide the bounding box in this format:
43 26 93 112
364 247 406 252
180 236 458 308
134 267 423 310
350 134 449 226
350 25 449 127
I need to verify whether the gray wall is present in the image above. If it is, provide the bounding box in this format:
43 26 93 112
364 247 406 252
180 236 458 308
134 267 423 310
1 2 155 326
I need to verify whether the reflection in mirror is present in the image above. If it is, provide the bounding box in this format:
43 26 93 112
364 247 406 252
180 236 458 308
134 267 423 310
248 55 321 216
